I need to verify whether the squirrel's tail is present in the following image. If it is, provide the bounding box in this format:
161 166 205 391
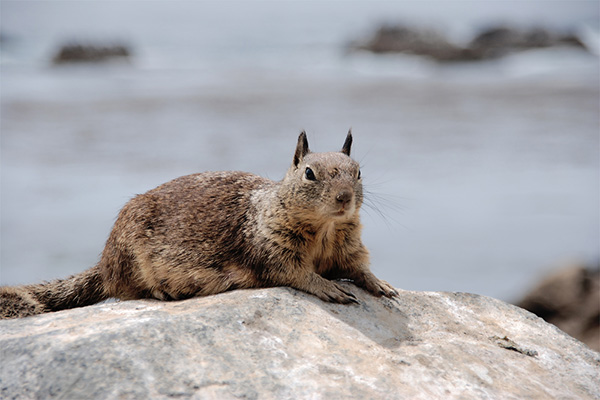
0 264 108 319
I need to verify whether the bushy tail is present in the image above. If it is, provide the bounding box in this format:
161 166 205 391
0 265 108 319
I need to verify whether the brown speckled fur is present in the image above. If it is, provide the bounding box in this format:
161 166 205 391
0 131 397 319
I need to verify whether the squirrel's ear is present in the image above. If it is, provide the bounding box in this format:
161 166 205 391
341 129 352 156
294 130 310 167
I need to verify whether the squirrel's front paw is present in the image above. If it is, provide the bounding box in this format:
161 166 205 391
313 281 359 304
364 276 399 298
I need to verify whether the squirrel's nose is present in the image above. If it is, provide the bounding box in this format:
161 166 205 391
336 190 353 206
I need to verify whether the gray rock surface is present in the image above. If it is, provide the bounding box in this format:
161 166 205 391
1 284 599 399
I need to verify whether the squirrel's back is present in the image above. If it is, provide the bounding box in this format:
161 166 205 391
101 171 274 301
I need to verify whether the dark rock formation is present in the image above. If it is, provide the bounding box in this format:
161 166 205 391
516 264 599 351
352 25 476 62
352 24 587 62
469 26 585 59
53 43 131 64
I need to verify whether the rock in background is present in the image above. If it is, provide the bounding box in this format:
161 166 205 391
52 42 131 64
516 264 600 352
352 24 587 62
350 25 472 62
1 285 599 399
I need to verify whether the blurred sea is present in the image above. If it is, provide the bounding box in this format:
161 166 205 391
1 1 599 301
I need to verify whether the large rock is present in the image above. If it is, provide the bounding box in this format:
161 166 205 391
1 284 598 399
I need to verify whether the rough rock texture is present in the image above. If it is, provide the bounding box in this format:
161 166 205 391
1 284 599 399
516 264 600 351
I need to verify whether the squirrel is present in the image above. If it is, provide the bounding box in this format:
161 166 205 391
0 131 398 319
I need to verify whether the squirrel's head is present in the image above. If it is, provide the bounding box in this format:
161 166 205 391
282 130 363 221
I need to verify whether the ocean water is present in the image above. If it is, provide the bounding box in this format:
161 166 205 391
1 1 599 301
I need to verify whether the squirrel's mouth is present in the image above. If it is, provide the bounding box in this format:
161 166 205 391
326 202 355 218
332 206 353 217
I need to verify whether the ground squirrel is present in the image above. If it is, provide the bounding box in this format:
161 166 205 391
0 131 397 319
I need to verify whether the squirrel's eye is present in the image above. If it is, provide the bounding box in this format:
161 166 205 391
357 169 362 179
305 167 316 181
